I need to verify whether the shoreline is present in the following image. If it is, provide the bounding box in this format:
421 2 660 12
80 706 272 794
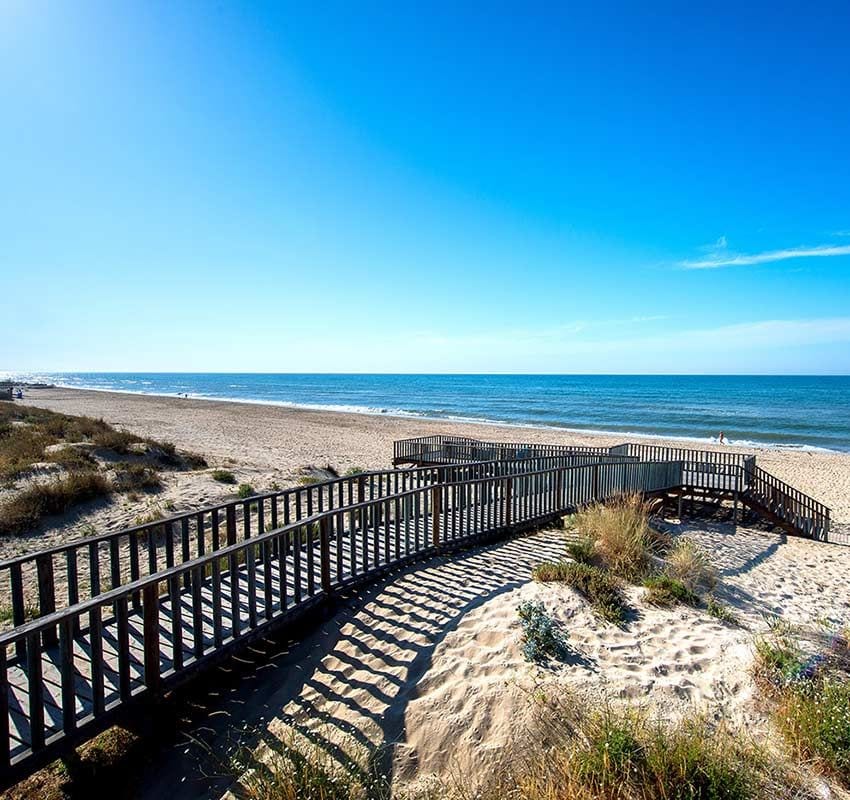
16 381 847 455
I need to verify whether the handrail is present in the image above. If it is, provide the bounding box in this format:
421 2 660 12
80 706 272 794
394 435 831 540
0 458 682 779
0 452 644 641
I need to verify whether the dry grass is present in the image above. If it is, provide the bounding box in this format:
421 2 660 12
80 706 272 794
665 537 717 593
0 401 204 481
496 700 811 800
400 697 814 800
753 620 850 784
0 473 112 534
574 494 668 581
225 727 389 800
112 463 162 492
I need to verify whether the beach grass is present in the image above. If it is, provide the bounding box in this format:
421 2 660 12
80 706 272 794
0 473 112 535
211 469 236 484
534 561 628 624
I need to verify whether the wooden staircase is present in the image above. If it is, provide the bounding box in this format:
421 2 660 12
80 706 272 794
740 465 830 541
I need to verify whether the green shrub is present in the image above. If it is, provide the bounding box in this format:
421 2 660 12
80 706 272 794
211 469 236 484
753 619 850 784
706 598 739 625
343 467 365 477
0 473 112 534
237 483 255 499
517 600 570 664
565 536 595 564
535 561 628 624
113 463 162 492
753 623 806 686
643 574 699 607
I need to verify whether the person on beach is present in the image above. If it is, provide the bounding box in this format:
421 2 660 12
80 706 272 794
718 431 726 445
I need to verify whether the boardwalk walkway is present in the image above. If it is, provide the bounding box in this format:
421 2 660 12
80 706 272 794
0 437 836 787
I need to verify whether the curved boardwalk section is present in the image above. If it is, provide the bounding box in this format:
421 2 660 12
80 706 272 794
0 458 678 786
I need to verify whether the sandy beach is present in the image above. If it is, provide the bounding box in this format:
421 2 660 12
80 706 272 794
12 386 850 538
6 387 850 798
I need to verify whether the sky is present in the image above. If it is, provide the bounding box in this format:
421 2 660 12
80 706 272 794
2 1 850 374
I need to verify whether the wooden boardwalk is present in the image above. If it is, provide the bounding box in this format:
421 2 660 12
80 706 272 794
0 435 837 787
395 436 833 541
0 459 681 784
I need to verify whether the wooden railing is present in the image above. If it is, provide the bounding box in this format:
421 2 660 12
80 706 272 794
0 458 681 782
394 435 618 466
0 454 644 644
394 435 832 540
608 442 755 471
744 465 831 540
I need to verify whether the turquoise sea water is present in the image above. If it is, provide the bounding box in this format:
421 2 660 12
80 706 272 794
6 373 850 452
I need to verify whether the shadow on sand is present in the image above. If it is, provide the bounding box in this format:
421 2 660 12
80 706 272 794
135 528 570 799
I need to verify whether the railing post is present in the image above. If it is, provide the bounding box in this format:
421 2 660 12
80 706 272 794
320 517 332 594
504 477 513 526
555 470 564 513
142 583 161 693
226 504 237 546
431 485 441 547
591 464 599 501
357 474 366 504
36 554 57 647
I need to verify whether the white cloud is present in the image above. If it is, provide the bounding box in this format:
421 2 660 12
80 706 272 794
679 244 850 270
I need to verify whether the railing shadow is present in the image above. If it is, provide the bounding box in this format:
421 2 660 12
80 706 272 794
136 529 569 799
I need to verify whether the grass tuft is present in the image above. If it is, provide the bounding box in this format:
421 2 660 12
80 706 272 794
753 619 850 784
565 536 595 564
706 597 739 625
0 473 112 534
534 561 628 624
498 699 803 800
113 463 162 493
237 483 255 499
777 677 850 780
666 537 717 593
211 469 236 484
575 494 668 581
643 574 699 607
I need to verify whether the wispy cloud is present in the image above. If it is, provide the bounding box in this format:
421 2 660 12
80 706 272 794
679 243 850 270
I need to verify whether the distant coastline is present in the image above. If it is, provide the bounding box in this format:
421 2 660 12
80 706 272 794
6 372 849 453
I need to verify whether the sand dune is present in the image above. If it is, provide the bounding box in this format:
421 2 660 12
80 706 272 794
134 518 850 798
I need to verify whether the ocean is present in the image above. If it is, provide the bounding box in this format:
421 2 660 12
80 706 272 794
6 373 850 452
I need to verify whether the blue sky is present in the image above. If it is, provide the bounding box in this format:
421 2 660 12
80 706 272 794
2 1 849 374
